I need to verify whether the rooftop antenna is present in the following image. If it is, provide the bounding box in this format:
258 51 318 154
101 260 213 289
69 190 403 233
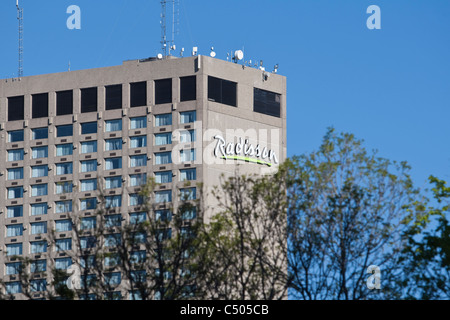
160 0 179 57
16 0 23 78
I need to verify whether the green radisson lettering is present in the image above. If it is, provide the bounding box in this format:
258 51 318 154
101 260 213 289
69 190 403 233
213 135 278 167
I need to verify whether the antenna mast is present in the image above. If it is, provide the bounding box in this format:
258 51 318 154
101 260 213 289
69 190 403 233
160 0 179 57
16 0 23 77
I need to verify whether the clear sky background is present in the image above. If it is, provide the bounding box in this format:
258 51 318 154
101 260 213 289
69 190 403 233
0 0 449 190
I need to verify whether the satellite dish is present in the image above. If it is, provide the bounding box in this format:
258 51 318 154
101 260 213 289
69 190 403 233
234 50 244 61
157 53 163 60
210 47 216 58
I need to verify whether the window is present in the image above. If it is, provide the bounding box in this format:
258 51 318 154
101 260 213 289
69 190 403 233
180 187 196 200
180 149 196 162
31 184 48 197
7 224 23 237
32 146 48 159
105 84 122 110
104 272 121 286
130 155 147 168
104 253 120 267
31 165 48 178
6 262 22 275
32 127 48 140
6 243 22 256
80 198 97 211
7 206 23 218
130 117 147 129
155 190 172 203
130 251 146 264
80 217 97 230
105 119 122 132
30 260 47 273
81 87 98 113
155 78 172 104
55 220 72 232
155 171 172 184
105 195 122 208
180 111 196 124
129 173 147 187
30 241 47 254
57 124 73 137
105 215 122 228
156 228 172 241
81 141 97 154
81 160 97 173
130 136 147 148
155 152 172 165
56 238 72 251
155 132 172 146
30 279 47 292
8 168 23 180
130 212 146 224
31 203 47 216
56 144 73 156
104 234 121 247
254 88 281 118
81 179 97 192
55 201 72 213
129 194 144 206
208 76 237 107
156 210 172 222
81 122 97 134
105 138 122 151
55 258 72 270
56 162 73 175
8 187 23 199
180 76 196 102
130 81 147 108
31 222 47 235
181 207 197 220
8 96 24 121
56 181 73 194
180 129 196 143
104 292 122 301
8 149 24 161
105 157 122 170
180 168 196 181
8 130 24 142
56 90 73 116
155 113 172 127
32 93 49 118
105 176 122 189
5 282 22 294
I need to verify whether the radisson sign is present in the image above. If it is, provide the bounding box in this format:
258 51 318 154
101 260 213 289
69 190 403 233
213 135 279 167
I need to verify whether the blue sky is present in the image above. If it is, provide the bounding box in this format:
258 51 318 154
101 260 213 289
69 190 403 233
0 0 449 188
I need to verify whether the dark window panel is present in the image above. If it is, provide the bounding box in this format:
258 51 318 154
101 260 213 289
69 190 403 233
56 90 73 116
253 88 281 118
81 87 98 113
180 76 196 102
155 78 172 105
57 124 73 137
207 76 237 107
105 84 122 110
32 93 49 119
130 81 147 108
81 122 97 135
8 96 24 121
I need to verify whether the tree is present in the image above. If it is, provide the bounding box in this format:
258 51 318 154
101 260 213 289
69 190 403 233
287 128 418 300
196 169 289 300
399 176 450 299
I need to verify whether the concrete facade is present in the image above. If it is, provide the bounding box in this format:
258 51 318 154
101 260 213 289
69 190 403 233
0 55 286 299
